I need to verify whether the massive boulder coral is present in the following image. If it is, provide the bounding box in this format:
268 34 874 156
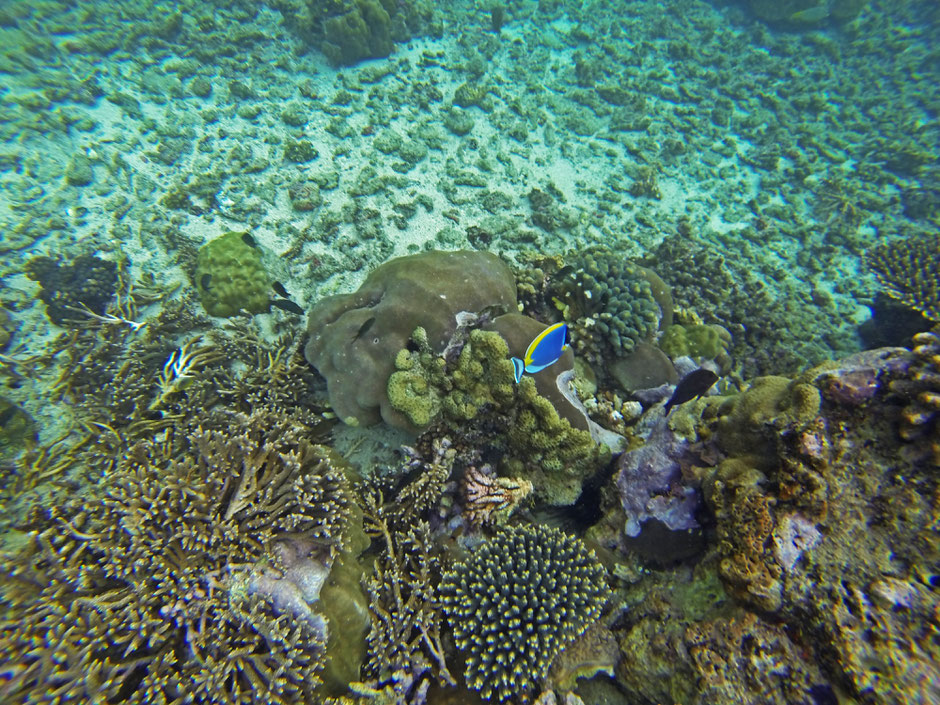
441 524 610 703
195 230 272 317
0 409 358 705
304 250 517 429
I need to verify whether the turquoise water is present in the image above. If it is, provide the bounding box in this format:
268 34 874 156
1 0 937 703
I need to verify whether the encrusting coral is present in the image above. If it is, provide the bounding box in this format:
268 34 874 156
866 233 940 322
441 524 609 703
0 407 356 705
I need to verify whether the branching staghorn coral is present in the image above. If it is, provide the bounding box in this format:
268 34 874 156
359 490 455 695
0 407 355 705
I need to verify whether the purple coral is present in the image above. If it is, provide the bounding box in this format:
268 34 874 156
615 415 701 538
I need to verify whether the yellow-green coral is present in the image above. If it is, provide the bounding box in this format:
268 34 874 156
386 327 447 429
866 233 940 321
195 231 271 317
387 328 608 505
659 323 732 366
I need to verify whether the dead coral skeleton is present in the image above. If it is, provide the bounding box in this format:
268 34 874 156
148 337 222 412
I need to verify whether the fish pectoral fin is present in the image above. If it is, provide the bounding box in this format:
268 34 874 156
511 357 525 383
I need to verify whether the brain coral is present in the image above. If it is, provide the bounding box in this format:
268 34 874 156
441 524 609 703
304 250 517 429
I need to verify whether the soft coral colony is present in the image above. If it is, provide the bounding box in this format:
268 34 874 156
1 245 938 705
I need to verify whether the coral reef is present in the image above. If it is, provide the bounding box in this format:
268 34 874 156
0 408 357 705
195 231 272 317
305 250 517 430
658 323 733 373
866 233 940 322
646 234 842 377
441 524 609 703
321 0 393 66
699 347 940 702
315 0 436 66
749 0 868 24
25 253 118 325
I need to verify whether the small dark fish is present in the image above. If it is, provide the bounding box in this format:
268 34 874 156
270 298 304 315
664 368 719 414
272 281 290 299
355 316 376 340
242 232 258 248
200 273 212 291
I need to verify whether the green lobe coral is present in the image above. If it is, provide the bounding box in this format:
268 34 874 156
195 231 272 317
441 524 609 703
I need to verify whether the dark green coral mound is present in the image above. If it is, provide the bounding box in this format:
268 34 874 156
441 524 609 703
866 233 940 321
552 248 668 363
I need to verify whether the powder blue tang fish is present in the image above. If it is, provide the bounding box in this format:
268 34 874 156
511 322 570 383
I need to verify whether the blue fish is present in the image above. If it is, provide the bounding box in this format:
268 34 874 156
511 322 570 383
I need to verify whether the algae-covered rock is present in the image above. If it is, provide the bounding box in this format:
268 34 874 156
305 250 516 429
321 0 394 66
0 397 36 460
195 231 271 317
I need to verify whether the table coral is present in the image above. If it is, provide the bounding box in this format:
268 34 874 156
441 524 609 703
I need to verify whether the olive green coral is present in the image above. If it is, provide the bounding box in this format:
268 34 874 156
866 233 940 321
0 409 354 705
195 231 271 317
441 524 609 703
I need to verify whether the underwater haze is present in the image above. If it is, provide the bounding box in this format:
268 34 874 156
0 0 938 704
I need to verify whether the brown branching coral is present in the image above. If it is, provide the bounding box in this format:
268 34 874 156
359 491 455 696
866 233 940 321
0 407 355 705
